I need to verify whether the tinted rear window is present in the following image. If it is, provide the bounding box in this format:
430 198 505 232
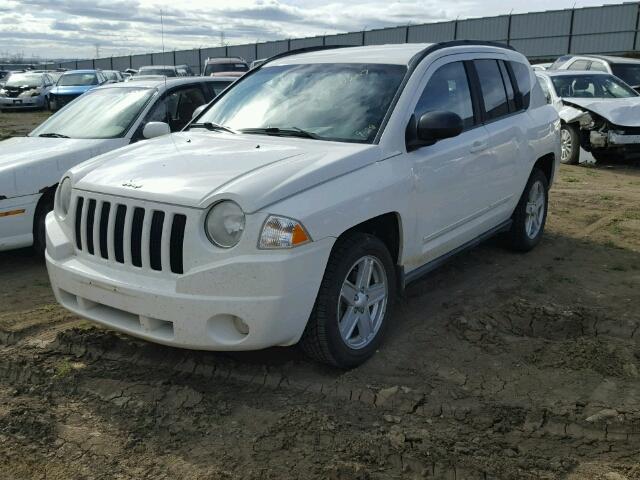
204 63 248 76
474 59 509 120
510 61 532 109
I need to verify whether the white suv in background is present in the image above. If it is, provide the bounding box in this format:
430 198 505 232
46 42 560 368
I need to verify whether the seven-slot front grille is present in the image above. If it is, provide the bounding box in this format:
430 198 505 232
74 195 186 274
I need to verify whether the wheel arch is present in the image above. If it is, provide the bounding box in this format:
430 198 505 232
334 212 402 266
33 184 57 226
533 152 556 186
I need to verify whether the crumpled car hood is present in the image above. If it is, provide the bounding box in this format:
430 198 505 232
71 131 380 212
563 97 640 127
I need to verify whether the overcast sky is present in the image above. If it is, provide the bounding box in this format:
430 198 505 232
0 0 629 60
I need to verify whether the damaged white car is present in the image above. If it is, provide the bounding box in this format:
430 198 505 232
537 70 640 164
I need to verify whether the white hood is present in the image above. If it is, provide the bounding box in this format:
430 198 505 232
563 97 640 127
71 132 380 212
0 136 125 198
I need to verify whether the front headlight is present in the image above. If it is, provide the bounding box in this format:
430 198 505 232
205 200 245 248
0 89 6 97
19 88 40 98
258 215 311 249
55 177 72 217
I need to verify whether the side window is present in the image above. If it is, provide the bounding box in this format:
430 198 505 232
590 61 608 72
568 59 591 70
205 81 232 98
498 61 516 112
474 59 509 121
415 61 475 129
145 86 207 132
510 61 532 110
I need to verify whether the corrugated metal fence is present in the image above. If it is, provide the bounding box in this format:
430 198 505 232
48 2 640 72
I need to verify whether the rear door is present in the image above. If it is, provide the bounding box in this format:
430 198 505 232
471 58 529 225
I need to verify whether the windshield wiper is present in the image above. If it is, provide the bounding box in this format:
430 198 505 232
239 127 321 140
189 122 236 134
38 133 70 138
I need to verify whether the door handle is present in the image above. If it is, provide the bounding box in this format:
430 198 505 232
470 141 488 153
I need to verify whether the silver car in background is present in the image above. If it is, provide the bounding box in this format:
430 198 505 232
0 72 54 111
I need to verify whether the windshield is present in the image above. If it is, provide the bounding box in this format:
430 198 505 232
611 64 640 87
5 73 43 88
138 68 176 77
550 74 638 98
197 63 407 143
30 87 155 139
204 62 248 76
58 73 98 86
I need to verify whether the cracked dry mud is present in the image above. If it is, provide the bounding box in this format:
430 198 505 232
1 113 640 479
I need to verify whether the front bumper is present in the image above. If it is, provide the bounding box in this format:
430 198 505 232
45 212 334 351
50 94 80 110
0 96 44 108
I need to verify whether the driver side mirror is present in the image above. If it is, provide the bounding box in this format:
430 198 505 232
143 121 171 139
192 104 206 119
406 111 464 151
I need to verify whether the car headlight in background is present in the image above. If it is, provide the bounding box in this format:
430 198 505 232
0 89 6 97
205 200 245 248
56 177 72 217
19 88 41 98
259 215 311 249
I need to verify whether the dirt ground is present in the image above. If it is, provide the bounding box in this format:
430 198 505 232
1 111 640 479
0 110 51 139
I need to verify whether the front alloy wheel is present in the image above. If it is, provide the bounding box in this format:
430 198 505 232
301 233 396 368
560 124 579 165
338 255 388 350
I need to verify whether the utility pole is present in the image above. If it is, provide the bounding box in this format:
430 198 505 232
95 43 101 58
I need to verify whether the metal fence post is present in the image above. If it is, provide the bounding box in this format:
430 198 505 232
198 48 202 74
405 25 410 43
507 14 513 45
567 7 576 54
633 2 640 51
454 19 459 40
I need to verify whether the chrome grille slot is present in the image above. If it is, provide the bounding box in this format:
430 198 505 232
85 199 96 255
74 196 84 250
99 202 110 259
73 195 187 274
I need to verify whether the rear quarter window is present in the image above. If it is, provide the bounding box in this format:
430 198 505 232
510 61 532 110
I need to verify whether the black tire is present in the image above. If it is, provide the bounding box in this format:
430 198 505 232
560 123 580 165
300 233 396 368
33 193 54 257
506 168 549 252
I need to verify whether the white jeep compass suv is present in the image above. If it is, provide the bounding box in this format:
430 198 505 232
46 42 560 368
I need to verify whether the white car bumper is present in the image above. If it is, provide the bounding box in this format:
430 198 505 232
45 212 334 351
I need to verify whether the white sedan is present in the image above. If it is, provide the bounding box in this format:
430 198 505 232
0 76 235 254
536 70 640 164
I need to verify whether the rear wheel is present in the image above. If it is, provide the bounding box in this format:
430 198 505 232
506 169 549 252
560 123 580 165
301 233 396 368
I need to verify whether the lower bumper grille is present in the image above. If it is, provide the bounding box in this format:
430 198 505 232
74 195 187 274
52 94 80 108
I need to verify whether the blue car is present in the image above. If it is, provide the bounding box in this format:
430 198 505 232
49 70 109 111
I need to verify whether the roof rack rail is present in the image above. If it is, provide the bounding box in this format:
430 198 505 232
259 45 352 68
